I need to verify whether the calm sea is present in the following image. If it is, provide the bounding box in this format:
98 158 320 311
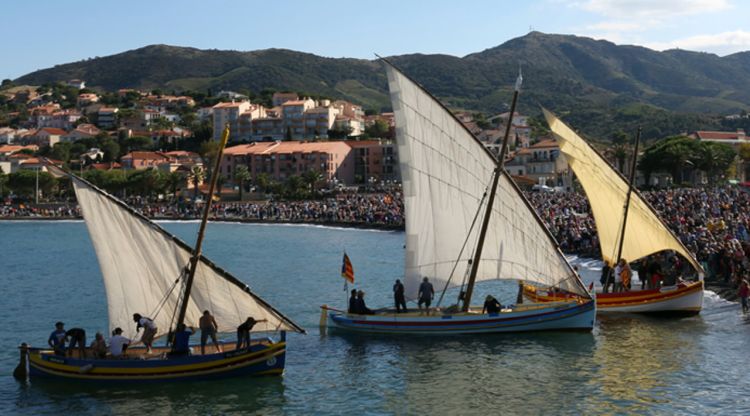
0 221 748 415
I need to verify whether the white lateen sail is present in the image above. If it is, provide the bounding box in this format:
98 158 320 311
385 63 590 300
70 175 304 340
543 109 703 273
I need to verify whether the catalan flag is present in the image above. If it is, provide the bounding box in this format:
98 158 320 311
341 253 354 283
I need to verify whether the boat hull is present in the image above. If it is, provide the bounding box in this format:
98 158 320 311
523 280 704 315
326 300 595 335
26 342 286 382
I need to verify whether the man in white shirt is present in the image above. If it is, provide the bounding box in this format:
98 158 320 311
109 327 131 358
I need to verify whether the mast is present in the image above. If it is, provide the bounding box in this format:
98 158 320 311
174 125 230 331
461 73 522 312
614 126 641 265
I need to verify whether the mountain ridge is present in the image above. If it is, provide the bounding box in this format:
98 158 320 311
13 32 750 140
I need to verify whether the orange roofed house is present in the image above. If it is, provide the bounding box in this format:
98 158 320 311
220 141 355 185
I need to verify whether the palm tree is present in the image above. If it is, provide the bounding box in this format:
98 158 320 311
256 172 270 194
234 165 252 201
188 165 204 201
302 169 323 196
216 174 226 199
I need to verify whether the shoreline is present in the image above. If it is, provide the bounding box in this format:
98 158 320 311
0 215 406 231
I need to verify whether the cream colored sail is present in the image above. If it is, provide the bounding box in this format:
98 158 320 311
543 109 703 273
385 63 590 300
70 175 303 340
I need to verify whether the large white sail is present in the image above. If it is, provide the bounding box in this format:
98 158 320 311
385 63 589 300
543 109 703 273
70 175 303 340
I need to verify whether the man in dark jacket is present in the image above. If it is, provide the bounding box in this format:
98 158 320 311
393 279 407 313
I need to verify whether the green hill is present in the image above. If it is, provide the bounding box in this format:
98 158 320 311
14 32 750 140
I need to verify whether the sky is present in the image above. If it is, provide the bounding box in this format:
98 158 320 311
2 0 750 80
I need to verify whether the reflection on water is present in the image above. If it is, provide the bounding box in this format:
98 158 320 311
587 315 706 414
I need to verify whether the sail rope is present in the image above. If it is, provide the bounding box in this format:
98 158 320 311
148 265 188 322
435 174 492 307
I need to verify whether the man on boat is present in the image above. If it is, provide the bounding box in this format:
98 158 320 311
65 327 87 358
48 321 66 356
132 313 158 354
199 310 222 355
600 261 612 293
109 327 130 358
393 279 407 313
170 324 194 357
348 289 358 313
90 332 107 359
418 277 434 314
237 317 268 349
482 295 502 314
354 290 374 315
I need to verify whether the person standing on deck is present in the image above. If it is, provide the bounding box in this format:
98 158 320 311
237 317 268 349
48 321 66 356
199 310 222 355
613 260 624 293
601 261 612 293
418 277 435 314
482 295 502 314
170 324 194 357
65 327 87 358
132 313 158 354
393 279 407 313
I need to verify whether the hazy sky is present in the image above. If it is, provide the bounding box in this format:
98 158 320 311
2 0 749 80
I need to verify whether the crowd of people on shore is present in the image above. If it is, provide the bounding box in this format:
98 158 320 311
5 186 750 292
528 186 750 292
0 192 404 228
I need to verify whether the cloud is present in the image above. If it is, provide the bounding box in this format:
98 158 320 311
578 0 729 19
646 30 750 55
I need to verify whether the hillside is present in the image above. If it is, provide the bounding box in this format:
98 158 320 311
14 32 750 140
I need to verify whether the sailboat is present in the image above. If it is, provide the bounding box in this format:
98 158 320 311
522 110 704 314
320 61 595 334
14 127 304 382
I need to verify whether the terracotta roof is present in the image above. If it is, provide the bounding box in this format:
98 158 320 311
696 131 746 140
281 100 306 106
345 140 382 148
213 102 246 109
39 128 66 135
224 140 350 156
121 151 169 160
90 162 122 170
529 139 559 149
0 144 38 154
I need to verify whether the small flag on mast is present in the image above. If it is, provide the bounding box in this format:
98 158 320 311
341 253 354 284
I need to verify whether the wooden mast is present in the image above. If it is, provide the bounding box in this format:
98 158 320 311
174 125 230 331
614 126 641 266
461 74 522 312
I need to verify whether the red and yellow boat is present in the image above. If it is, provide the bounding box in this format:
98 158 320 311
524 280 703 315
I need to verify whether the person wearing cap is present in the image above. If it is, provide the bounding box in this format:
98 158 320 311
109 327 131 358
48 321 67 356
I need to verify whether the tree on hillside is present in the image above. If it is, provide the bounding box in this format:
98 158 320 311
8 170 56 198
233 165 251 201
166 171 185 200
738 143 750 162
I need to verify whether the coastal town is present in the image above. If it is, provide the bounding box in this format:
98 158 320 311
2 79 750 302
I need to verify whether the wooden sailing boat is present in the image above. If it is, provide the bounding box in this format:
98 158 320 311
320 61 595 334
523 110 704 314
15 127 304 382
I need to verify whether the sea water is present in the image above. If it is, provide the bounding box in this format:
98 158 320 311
0 221 748 415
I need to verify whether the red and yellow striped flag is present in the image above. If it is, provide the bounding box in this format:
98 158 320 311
341 253 354 284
